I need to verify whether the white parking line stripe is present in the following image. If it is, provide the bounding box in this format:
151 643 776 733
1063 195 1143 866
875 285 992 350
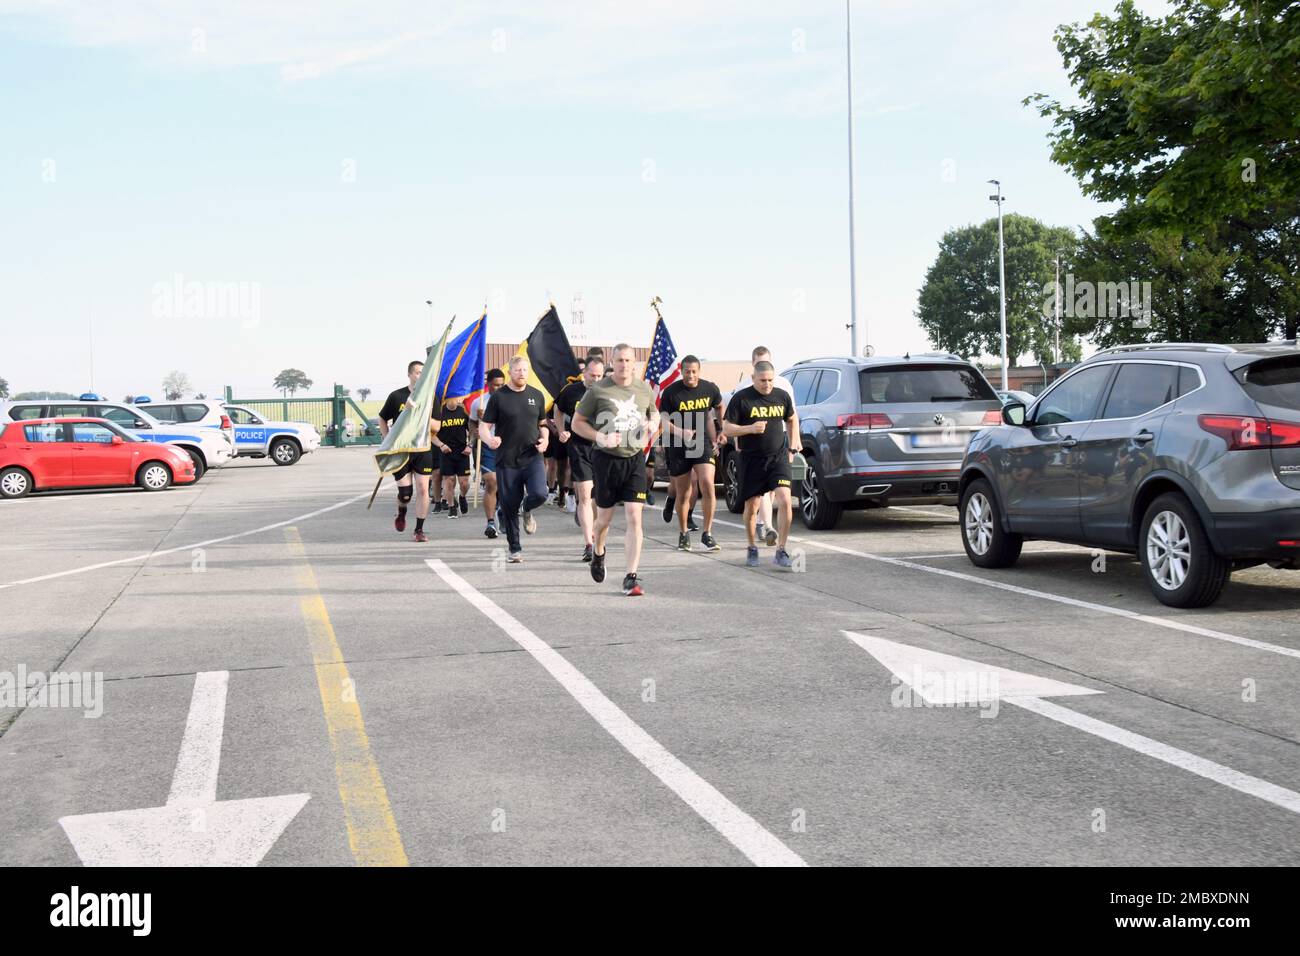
0 491 370 590
1006 696 1300 815
712 518 1300 661
425 558 807 867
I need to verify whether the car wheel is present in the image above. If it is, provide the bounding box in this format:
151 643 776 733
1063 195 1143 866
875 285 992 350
799 456 843 530
271 438 301 466
180 447 205 481
723 452 743 514
960 479 1022 567
0 467 33 499
137 462 172 491
1139 492 1228 608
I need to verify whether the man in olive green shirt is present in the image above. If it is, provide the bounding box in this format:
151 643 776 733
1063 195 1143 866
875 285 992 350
572 344 660 596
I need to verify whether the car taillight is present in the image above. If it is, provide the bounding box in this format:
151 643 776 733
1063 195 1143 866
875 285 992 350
982 410 1002 425
838 413 893 429
1198 415 1300 449
220 415 232 429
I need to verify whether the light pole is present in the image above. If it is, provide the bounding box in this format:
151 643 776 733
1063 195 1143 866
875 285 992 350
846 0 860 357
988 179 1008 390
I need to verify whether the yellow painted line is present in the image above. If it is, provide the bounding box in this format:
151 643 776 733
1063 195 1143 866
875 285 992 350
285 527 409 867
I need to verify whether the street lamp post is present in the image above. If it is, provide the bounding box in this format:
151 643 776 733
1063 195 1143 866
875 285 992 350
988 180 1008 390
846 0 860 357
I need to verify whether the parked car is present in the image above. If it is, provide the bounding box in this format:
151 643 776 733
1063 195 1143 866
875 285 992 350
0 418 196 497
221 405 321 465
959 342 1300 607
717 354 1002 529
144 399 236 450
1 400 231 480
996 389 1038 406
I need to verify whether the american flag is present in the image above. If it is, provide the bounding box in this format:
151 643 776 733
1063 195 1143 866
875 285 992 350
643 316 681 406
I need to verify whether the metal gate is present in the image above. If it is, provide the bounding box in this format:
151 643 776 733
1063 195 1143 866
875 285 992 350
223 385 381 447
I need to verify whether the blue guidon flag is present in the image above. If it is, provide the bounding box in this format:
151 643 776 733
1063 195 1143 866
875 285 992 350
436 311 488 408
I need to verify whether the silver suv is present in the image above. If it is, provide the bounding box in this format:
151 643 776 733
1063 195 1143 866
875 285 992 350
960 343 1300 607
720 354 1002 529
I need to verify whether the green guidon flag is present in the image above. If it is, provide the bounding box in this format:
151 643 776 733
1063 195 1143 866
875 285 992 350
374 319 454 477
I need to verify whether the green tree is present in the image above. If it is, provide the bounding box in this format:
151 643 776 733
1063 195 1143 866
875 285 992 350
1027 0 1300 343
917 214 1082 365
1027 0 1300 236
274 369 312 397
358 387 372 402
0 377 8 400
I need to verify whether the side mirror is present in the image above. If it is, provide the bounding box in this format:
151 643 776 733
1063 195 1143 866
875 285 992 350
111 435 124 444
1002 402 1027 426
134 420 148 429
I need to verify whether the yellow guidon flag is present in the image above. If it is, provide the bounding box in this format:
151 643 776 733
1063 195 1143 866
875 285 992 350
373 319 454 478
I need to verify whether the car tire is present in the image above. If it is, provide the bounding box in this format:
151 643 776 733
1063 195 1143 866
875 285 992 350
960 479 1022 568
1139 492 1229 608
723 451 743 514
799 455 843 530
0 467 33 499
137 462 173 492
180 447 205 482
271 438 301 466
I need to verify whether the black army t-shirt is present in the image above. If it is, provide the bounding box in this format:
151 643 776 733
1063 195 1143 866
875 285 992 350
482 384 547 468
437 401 470 453
554 380 592 448
378 386 438 427
659 379 722 444
724 385 794 456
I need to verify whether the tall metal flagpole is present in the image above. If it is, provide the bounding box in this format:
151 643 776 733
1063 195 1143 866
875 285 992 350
846 0 860 357
988 179 1008 391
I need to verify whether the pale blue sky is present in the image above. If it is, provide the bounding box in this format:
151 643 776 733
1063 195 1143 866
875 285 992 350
0 1 1158 400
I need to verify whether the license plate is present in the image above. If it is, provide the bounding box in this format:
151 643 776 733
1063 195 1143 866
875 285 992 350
910 433 958 447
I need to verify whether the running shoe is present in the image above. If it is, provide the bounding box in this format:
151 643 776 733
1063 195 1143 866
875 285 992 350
646 490 656 507
395 508 407 533
662 494 676 523
755 522 766 543
573 508 581 528
458 494 468 513
590 550 606 583
677 532 691 551
582 544 594 563
622 573 643 597
507 550 523 563
413 530 428 543
566 497 577 514
746 546 760 567
433 500 446 514
764 526 778 547
687 514 699 532
700 532 720 552
448 504 459 519
775 548 793 569
524 509 537 534
484 521 498 539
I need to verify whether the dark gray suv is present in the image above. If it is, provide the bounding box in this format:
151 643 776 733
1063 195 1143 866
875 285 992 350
722 354 1002 529
959 343 1300 607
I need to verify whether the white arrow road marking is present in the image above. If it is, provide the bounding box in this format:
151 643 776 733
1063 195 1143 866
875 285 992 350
711 517 1300 661
427 559 806 867
59 671 310 866
845 631 1300 817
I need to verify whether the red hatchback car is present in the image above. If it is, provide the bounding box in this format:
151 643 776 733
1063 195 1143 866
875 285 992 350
0 418 196 498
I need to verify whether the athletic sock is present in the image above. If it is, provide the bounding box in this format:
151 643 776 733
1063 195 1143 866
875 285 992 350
415 517 425 532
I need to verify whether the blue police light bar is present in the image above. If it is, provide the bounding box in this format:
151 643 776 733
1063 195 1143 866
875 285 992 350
134 395 152 404
79 392 101 401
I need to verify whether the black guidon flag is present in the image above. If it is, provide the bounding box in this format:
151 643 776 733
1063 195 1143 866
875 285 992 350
515 305 581 412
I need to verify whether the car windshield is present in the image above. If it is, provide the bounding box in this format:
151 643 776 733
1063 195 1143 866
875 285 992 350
858 365 998 404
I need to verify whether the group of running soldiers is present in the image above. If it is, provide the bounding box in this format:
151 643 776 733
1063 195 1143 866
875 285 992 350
377 345 804 596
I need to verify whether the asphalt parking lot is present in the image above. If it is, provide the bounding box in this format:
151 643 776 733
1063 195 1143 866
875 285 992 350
2 449 1299 866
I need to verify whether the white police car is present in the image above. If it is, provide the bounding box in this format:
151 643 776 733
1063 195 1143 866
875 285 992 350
222 405 321 465
0 395 232 481
137 398 236 452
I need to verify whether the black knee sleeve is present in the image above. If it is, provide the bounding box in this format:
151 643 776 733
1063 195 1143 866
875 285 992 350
398 487 413 504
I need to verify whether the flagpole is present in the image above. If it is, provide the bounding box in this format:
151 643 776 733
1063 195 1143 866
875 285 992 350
471 437 482 509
